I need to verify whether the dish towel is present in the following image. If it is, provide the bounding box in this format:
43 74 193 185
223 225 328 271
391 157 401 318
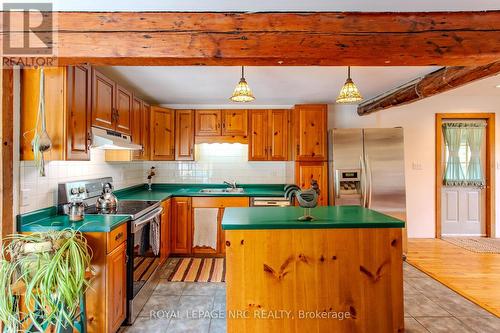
150 215 160 256
193 208 218 250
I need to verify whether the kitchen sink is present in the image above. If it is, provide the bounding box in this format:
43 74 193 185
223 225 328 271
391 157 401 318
199 188 245 194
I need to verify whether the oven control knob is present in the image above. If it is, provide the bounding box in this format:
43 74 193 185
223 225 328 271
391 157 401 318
78 186 86 194
70 188 79 195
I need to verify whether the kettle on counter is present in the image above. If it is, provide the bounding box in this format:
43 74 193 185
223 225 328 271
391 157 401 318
67 198 86 222
96 182 118 210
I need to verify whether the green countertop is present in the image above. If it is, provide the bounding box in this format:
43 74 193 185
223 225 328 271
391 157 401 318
18 183 287 233
221 206 405 230
17 206 130 233
115 183 286 201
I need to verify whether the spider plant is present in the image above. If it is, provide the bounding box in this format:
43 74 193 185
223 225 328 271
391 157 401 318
0 229 93 332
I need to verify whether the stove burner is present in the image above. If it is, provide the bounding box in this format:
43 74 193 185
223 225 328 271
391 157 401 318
84 200 160 220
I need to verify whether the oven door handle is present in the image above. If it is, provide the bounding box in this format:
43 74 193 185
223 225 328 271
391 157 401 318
132 207 163 234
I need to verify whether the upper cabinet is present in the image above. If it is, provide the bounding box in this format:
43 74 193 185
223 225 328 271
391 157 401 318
91 69 132 135
221 109 248 136
150 106 175 160
21 66 92 161
195 110 221 136
91 69 115 130
293 104 328 161
249 109 289 161
175 109 195 161
115 85 132 135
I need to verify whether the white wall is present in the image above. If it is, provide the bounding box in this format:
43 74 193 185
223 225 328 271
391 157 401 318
329 76 500 238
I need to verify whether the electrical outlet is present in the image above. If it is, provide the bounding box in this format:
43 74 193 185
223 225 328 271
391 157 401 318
412 162 423 170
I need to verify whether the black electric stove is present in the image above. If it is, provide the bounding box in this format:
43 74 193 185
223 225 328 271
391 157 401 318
85 200 160 220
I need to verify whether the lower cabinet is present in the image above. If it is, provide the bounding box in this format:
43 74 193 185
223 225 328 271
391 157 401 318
191 197 249 255
171 197 192 254
160 199 171 261
106 242 127 333
295 161 329 206
84 223 127 333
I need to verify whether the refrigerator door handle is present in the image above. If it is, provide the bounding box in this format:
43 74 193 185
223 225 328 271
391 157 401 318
360 156 367 207
335 170 340 199
365 155 373 209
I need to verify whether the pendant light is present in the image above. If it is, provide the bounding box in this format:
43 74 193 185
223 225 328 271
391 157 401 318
229 66 255 102
336 66 363 104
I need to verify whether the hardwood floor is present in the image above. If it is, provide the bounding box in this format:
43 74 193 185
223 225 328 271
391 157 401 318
407 238 500 317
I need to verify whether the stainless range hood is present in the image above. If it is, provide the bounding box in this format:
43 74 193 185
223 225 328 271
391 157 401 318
91 127 142 150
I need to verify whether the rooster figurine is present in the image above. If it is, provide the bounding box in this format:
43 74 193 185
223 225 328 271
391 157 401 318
284 180 320 221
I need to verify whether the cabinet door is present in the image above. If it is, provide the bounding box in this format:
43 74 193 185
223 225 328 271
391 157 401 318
294 104 327 161
150 106 175 160
171 197 192 254
248 110 268 161
142 102 151 160
175 110 195 161
66 65 91 160
131 97 143 160
106 242 127 333
195 110 221 136
295 161 328 206
115 85 132 134
160 199 171 261
222 109 248 136
268 109 289 161
91 69 115 130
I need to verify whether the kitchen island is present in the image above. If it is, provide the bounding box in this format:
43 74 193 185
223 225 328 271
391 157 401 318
222 206 405 333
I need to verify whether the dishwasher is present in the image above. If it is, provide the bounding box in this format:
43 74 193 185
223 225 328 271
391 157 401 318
250 197 292 207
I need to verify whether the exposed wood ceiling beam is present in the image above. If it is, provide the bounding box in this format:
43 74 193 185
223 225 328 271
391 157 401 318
357 61 500 115
2 11 500 66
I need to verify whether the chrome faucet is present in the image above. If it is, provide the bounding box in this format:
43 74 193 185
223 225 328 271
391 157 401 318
224 180 237 189
147 167 156 191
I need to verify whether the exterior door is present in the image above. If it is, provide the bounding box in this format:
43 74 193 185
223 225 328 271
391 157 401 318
441 120 487 236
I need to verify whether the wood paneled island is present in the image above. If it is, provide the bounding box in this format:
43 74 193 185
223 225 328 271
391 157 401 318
222 206 405 333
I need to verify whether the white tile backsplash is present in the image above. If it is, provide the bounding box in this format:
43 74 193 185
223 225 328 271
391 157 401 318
19 143 295 214
19 149 144 214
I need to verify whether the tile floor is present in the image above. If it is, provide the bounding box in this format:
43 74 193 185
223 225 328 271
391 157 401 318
123 258 500 333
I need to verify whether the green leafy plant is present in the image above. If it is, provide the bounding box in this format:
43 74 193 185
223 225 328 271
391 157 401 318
0 229 93 332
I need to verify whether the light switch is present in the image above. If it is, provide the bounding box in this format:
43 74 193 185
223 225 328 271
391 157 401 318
412 162 423 170
20 189 31 207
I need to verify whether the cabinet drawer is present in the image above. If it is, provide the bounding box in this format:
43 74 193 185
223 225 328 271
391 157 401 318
192 197 249 208
107 223 127 253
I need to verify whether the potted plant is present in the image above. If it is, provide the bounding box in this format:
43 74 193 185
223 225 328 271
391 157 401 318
0 229 93 332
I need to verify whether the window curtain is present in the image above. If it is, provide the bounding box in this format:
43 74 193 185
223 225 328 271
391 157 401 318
465 122 486 186
442 121 486 187
442 123 464 186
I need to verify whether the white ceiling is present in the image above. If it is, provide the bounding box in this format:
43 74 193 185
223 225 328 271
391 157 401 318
53 0 499 12
99 66 443 106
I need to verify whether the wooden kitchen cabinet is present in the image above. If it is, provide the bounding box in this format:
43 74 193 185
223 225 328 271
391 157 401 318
293 104 328 161
160 199 172 261
150 106 175 160
191 197 249 255
221 109 248 136
249 109 289 161
171 197 192 254
195 110 221 136
106 242 127 333
175 109 195 160
141 102 151 160
91 69 115 130
115 85 132 135
295 161 328 206
21 66 92 161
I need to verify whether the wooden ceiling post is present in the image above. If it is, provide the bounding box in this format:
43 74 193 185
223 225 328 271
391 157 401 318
357 61 500 115
1 68 14 240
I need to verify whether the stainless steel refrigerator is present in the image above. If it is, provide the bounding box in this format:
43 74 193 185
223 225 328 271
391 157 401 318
328 128 406 221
